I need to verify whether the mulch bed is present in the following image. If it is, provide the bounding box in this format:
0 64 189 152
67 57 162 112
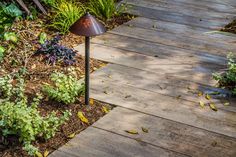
221 19 236 34
0 6 133 157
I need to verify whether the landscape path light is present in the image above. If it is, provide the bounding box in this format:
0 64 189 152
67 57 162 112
70 12 106 105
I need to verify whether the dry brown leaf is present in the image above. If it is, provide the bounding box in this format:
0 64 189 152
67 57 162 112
31 64 36 69
141 127 149 133
176 95 182 99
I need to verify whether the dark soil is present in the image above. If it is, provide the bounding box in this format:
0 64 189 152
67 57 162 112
221 19 236 34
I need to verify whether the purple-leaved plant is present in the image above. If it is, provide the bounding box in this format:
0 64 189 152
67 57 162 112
35 36 76 65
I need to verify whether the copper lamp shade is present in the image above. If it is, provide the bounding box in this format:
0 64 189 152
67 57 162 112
70 12 106 37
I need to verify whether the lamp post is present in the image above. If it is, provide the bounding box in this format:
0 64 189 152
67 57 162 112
70 13 106 105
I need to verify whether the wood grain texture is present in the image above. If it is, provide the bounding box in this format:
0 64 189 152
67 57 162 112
90 33 228 63
50 127 187 157
89 77 236 138
89 64 236 112
94 107 236 157
110 25 236 56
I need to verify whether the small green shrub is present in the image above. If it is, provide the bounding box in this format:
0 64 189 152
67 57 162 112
43 72 85 104
88 0 126 21
0 74 71 156
0 2 22 34
50 0 85 33
213 53 236 95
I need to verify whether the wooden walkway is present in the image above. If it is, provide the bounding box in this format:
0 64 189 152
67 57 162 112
50 0 236 156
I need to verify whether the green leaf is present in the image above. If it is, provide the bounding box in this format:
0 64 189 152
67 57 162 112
39 32 47 44
3 3 22 17
4 32 18 43
0 46 5 60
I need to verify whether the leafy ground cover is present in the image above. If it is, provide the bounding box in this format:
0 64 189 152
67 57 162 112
0 0 134 156
213 53 236 96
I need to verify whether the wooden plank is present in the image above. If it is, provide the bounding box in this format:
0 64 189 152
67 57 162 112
124 17 236 44
126 5 229 30
126 0 236 13
75 44 225 71
94 107 236 157
125 0 235 20
90 33 228 63
75 44 223 78
110 25 236 56
50 150 77 157
89 79 236 138
51 127 187 157
90 64 236 112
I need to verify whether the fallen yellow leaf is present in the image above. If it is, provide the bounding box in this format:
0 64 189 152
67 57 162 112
141 127 149 133
125 129 139 135
31 64 36 69
35 152 43 157
198 91 203 97
224 102 230 106
199 101 205 108
67 133 76 139
102 106 109 113
44 150 50 157
205 94 211 100
77 112 89 124
209 103 218 111
89 98 94 105
176 95 181 99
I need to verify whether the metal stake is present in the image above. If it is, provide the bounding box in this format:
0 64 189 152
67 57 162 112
85 36 90 105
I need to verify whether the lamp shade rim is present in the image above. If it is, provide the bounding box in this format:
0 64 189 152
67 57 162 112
69 13 106 37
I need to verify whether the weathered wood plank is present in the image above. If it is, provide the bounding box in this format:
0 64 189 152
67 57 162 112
110 25 236 56
50 127 187 157
90 33 228 63
89 79 236 138
94 107 236 157
124 17 236 44
125 0 236 13
75 43 224 77
75 44 225 72
126 0 235 20
126 5 229 30
90 64 236 112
